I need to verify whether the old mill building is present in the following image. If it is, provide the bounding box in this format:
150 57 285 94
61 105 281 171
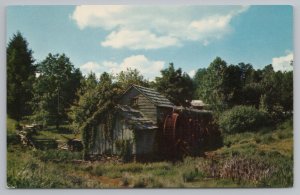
88 84 221 161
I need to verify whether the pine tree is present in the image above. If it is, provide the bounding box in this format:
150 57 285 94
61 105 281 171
155 63 195 106
7 32 36 121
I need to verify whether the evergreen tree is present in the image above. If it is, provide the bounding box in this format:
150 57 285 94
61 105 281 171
7 32 36 120
155 63 195 106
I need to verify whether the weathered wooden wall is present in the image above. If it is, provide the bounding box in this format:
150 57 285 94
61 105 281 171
119 87 139 105
113 115 136 154
136 95 157 123
91 115 158 157
90 123 112 155
91 114 138 156
135 130 156 155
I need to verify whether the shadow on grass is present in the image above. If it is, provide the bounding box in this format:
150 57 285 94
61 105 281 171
45 125 74 134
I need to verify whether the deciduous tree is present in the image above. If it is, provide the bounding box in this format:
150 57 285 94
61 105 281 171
115 68 149 90
31 53 82 128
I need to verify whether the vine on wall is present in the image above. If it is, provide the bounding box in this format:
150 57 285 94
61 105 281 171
115 139 133 162
81 101 117 160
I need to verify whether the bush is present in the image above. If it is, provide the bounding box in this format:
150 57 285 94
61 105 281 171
261 134 275 144
121 176 129 186
219 106 268 134
93 166 105 176
182 170 198 182
254 136 262 143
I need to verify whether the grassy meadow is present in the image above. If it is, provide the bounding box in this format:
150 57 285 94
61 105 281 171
6 117 293 188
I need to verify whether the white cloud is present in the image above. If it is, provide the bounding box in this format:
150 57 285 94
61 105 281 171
80 55 165 80
101 29 180 49
80 61 108 78
188 70 196 78
71 5 249 49
71 5 127 30
272 52 293 72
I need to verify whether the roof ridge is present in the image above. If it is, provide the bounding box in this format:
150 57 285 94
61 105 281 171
119 84 174 107
132 85 158 106
132 84 154 90
132 85 174 107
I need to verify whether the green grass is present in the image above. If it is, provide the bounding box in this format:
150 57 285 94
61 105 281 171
7 118 293 188
212 119 293 187
7 145 241 188
7 117 18 134
33 125 81 141
29 124 82 150
7 117 20 145
221 119 293 158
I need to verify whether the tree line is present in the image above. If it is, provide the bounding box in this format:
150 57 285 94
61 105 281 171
7 32 293 133
194 57 293 120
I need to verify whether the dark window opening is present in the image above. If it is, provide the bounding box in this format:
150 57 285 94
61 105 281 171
130 97 139 108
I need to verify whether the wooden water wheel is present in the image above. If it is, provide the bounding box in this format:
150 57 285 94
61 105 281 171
162 113 178 158
161 110 221 159
163 113 178 141
163 112 192 158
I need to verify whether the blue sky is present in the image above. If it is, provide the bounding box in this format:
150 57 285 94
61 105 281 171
7 5 293 80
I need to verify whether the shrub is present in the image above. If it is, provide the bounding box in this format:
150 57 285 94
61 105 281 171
130 174 164 188
219 106 268 134
121 176 129 186
182 170 198 182
133 180 146 188
7 134 19 145
261 134 275 144
253 135 261 143
118 163 143 173
277 132 285 139
93 166 105 176
224 140 232 148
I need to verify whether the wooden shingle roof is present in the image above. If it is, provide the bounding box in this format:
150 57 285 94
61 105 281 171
116 104 158 130
131 84 174 107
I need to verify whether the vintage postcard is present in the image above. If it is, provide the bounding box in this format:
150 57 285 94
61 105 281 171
7 5 293 188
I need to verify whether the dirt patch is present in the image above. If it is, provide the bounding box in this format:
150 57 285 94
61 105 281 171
71 171 122 188
97 176 122 187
